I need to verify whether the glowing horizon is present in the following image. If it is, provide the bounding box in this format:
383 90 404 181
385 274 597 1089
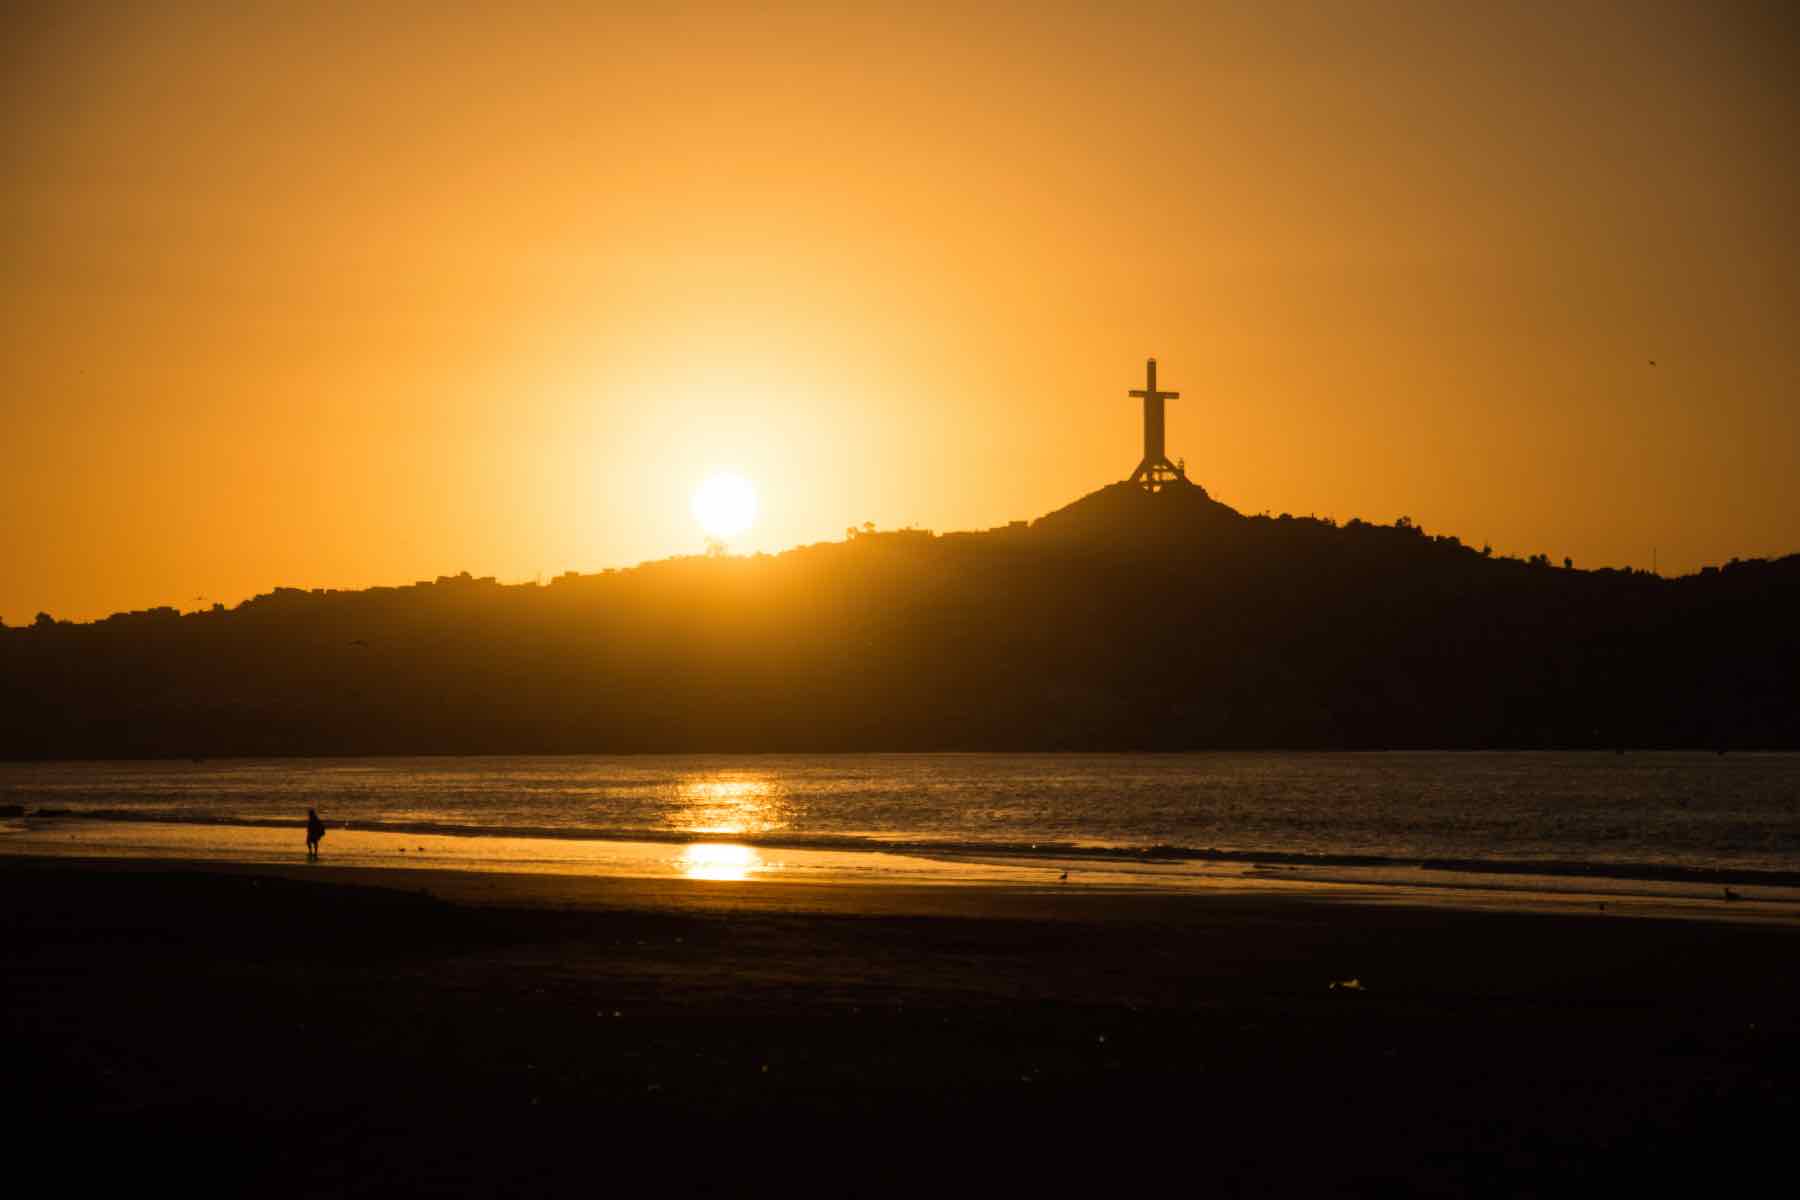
5 3 1799 624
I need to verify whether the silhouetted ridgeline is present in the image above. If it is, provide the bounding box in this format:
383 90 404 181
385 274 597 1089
4 482 1797 756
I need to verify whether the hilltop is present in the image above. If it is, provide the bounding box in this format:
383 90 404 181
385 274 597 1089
4 480 1798 756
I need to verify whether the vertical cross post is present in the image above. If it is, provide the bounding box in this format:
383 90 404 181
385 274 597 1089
1128 358 1185 492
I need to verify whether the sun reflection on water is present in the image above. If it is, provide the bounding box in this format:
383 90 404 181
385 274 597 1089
677 842 762 881
675 775 788 836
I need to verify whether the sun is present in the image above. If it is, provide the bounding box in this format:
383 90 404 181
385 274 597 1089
692 473 758 540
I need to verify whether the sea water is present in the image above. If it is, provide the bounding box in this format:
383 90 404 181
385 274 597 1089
2 753 1797 888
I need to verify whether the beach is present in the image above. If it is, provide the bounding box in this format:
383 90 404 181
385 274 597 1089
7 852 1798 1196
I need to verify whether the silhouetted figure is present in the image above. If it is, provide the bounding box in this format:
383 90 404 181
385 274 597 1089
306 808 326 858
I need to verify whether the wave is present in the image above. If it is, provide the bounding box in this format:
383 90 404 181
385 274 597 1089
21 806 1800 889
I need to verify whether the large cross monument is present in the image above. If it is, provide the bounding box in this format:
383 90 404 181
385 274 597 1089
1128 357 1187 492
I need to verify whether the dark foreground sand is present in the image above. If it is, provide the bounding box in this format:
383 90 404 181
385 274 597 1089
7 856 1798 1197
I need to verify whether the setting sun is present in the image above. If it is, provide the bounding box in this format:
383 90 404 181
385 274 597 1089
692 474 758 541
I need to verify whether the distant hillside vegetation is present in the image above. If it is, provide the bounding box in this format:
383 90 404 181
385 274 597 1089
5 480 1798 756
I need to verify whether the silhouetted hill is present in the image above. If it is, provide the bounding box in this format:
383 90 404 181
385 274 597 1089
1033 479 1245 547
5 481 1798 756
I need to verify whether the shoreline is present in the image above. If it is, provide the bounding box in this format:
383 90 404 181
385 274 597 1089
6 817 1799 926
14 804 1800 888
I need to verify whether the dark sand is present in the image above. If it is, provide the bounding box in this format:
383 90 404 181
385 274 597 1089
7 856 1798 1196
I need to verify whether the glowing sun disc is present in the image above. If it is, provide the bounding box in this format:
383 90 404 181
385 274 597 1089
692 473 758 539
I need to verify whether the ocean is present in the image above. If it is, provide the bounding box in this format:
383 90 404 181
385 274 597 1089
3 752 1798 890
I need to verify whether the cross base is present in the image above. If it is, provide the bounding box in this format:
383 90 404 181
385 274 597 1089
1129 456 1188 493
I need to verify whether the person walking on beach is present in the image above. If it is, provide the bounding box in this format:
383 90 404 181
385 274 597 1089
305 808 326 859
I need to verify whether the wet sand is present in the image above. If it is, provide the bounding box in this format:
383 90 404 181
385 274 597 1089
7 854 1799 1196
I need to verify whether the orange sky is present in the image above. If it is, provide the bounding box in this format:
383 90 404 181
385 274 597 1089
4 1 1798 623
